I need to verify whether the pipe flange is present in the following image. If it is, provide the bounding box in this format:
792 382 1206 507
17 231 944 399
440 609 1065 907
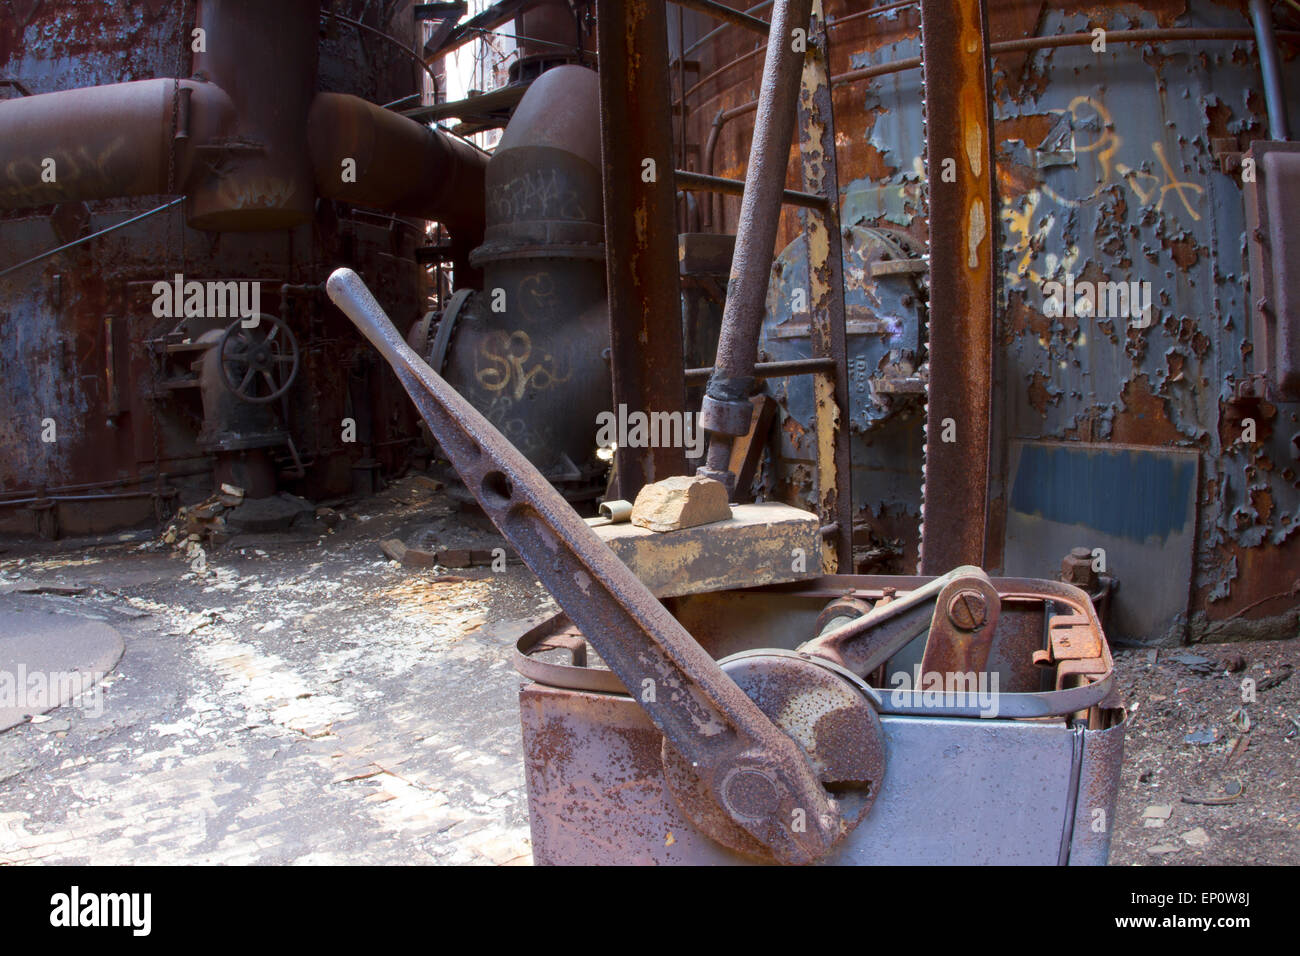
469 239 606 267
427 287 474 374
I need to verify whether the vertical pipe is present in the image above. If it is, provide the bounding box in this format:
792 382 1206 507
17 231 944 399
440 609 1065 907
699 0 814 490
596 0 688 497
187 0 319 229
1250 0 1291 141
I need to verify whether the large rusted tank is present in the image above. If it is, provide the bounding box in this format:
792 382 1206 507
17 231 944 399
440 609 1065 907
677 0 1299 644
0 0 482 535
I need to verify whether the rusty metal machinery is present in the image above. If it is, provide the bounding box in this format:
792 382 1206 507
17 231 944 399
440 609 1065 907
516 575 1124 865
328 265 1124 865
427 65 613 502
0 0 485 535
677 0 1300 644
330 266 857 864
321 0 1133 866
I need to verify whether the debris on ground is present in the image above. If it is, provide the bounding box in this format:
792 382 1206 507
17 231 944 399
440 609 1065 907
1111 637 1300 865
161 485 246 548
1257 664 1293 692
379 538 439 568
1142 804 1173 828
1 475 1295 866
1182 778 1245 806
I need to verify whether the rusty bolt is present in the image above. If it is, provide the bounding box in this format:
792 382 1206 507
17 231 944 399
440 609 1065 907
1060 547 1096 588
946 589 988 631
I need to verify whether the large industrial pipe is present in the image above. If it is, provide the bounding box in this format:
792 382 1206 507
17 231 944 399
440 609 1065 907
307 94 487 240
185 0 320 229
436 65 611 482
0 0 487 249
1250 0 1291 141
0 80 218 208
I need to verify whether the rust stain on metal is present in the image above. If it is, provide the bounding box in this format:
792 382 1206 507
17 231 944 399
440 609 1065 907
918 0 996 575
1110 375 1184 446
597 0 688 495
798 0 853 572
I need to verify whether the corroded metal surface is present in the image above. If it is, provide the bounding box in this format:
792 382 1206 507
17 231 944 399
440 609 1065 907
521 682 1123 865
1244 141 1300 398
0 80 178 206
441 66 611 483
700 0 814 488
0 1 461 533
1068 716 1128 866
516 572 1123 865
185 0 319 230
596 0 687 496
916 0 996 575
308 92 487 249
758 225 926 573
797 0 853 572
683 1 1300 641
661 650 884 863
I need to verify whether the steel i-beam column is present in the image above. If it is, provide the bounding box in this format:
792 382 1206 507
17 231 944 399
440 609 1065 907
596 0 688 498
918 0 997 575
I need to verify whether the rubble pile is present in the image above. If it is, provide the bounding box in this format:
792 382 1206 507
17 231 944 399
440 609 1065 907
160 484 246 550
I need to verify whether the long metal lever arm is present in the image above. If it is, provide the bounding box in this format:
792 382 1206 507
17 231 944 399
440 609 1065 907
326 268 843 864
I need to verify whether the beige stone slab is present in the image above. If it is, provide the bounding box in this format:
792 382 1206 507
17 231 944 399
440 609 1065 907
593 501 820 597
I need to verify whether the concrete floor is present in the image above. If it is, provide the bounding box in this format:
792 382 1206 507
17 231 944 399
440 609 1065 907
1 475 1296 865
0 478 552 865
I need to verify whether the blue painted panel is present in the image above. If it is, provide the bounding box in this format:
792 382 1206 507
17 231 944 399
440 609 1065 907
1009 444 1196 545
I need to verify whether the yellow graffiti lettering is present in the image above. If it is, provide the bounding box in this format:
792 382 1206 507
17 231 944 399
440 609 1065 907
474 329 571 401
1151 141 1203 221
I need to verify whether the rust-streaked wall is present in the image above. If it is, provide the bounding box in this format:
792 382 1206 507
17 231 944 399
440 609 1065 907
681 0 1300 644
0 0 431 534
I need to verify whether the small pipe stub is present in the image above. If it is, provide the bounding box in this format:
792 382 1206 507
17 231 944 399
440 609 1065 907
598 499 632 523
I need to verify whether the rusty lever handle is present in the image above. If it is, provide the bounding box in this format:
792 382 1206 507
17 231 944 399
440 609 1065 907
326 268 847 864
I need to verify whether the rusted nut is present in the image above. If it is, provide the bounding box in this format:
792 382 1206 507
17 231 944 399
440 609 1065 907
1060 546 1096 588
946 589 988 631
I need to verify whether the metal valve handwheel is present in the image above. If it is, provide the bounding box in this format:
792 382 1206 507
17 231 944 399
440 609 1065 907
218 314 300 404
